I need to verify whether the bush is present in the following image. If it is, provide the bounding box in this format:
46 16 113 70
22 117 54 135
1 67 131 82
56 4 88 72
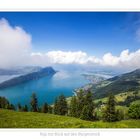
128 103 140 119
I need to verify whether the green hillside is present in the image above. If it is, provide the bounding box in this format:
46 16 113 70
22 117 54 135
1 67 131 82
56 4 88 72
90 69 140 99
0 109 140 128
95 91 140 104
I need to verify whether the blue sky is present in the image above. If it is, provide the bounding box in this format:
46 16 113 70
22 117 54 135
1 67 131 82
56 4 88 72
0 12 140 70
0 12 140 57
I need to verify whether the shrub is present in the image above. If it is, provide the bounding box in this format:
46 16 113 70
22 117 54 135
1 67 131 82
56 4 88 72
128 103 140 119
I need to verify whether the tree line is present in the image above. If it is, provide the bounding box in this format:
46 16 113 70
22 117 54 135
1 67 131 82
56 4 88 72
0 90 140 122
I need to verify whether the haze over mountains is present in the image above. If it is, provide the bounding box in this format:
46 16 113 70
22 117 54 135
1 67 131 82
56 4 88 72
0 66 56 89
0 66 43 83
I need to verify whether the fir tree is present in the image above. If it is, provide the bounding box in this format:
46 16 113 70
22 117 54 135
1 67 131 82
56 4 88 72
54 94 68 115
0 97 9 109
80 91 95 121
17 103 22 111
69 96 78 117
22 105 28 112
48 105 53 114
80 105 92 120
103 94 117 122
116 109 124 121
58 94 68 115
8 104 15 110
30 93 38 112
41 102 48 113
54 97 59 114
76 89 85 117
38 107 42 113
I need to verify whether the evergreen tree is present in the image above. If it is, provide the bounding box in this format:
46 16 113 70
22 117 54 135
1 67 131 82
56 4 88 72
30 93 38 112
54 97 59 114
7 104 15 110
48 105 53 114
0 97 9 109
69 96 78 117
54 94 68 115
38 107 42 113
84 90 93 105
58 94 68 115
17 103 22 111
133 90 139 99
80 105 92 120
116 109 124 121
103 94 117 122
22 105 28 112
41 102 48 113
76 89 85 117
80 91 95 121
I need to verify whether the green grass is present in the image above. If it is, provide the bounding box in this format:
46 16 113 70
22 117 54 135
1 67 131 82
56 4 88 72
0 109 140 128
95 91 140 104
131 100 140 105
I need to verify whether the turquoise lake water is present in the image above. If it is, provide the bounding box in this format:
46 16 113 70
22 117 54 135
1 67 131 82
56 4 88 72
0 71 90 106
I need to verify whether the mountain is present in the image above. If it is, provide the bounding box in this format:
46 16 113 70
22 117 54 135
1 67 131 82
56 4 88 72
0 66 42 76
0 66 43 83
0 69 20 75
0 67 56 89
87 69 140 99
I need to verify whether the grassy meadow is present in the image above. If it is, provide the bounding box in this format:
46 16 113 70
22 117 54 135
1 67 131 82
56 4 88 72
0 109 140 128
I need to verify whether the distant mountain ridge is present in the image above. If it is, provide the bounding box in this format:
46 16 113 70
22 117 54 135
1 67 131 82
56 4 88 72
88 69 140 99
0 67 56 89
0 66 42 76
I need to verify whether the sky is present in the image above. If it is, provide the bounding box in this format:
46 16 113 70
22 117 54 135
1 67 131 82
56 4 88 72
0 12 140 71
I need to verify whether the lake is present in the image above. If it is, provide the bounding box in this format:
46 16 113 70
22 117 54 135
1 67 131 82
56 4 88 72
0 71 90 106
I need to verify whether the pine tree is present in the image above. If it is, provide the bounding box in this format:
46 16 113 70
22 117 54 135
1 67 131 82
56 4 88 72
17 103 22 111
41 102 48 113
54 94 68 115
30 93 38 112
116 109 124 121
22 105 28 112
103 94 117 122
69 96 78 117
48 105 53 114
80 91 95 121
54 97 59 114
76 89 85 117
38 107 42 113
58 94 68 115
133 90 139 99
80 105 92 120
0 97 9 109
8 104 15 110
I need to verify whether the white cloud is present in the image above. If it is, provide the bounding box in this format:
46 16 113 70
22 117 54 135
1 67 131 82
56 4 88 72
30 51 101 66
45 51 100 64
30 49 140 70
101 49 140 70
0 18 140 71
102 53 119 66
0 18 31 68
